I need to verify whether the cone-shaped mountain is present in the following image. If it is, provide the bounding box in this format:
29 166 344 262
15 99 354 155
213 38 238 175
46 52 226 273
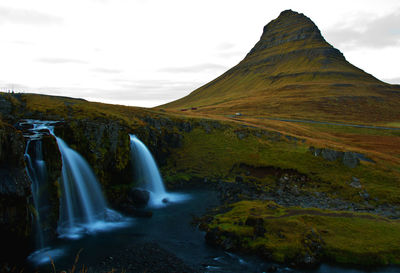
162 10 400 123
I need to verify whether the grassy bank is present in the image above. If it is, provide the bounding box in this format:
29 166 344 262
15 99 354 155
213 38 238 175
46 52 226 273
203 200 400 266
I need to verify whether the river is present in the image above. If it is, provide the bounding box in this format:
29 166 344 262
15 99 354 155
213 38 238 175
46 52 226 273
25 188 399 273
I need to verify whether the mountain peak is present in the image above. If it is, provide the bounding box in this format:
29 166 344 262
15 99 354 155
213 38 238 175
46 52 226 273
247 9 325 57
277 9 307 19
162 10 399 123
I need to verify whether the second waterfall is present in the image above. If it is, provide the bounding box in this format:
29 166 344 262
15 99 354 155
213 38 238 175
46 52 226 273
129 134 189 207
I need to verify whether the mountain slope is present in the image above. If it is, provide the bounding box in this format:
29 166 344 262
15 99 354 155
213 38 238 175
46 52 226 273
161 10 400 123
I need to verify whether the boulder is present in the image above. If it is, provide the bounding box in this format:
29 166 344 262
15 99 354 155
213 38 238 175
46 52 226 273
128 188 150 208
343 152 360 168
359 190 370 200
349 177 362 188
321 149 343 161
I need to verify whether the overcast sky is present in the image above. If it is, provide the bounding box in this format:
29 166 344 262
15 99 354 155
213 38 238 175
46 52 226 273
1 0 399 107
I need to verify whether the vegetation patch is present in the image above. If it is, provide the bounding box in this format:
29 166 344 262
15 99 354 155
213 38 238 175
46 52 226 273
164 126 400 205
202 200 400 266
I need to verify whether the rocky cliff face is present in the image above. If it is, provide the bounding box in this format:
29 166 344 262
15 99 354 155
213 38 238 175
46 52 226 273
0 119 63 265
240 10 363 77
54 118 132 206
52 116 190 207
40 134 62 239
0 122 32 263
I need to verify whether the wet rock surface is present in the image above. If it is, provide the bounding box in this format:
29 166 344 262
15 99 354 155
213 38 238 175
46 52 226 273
128 188 150 208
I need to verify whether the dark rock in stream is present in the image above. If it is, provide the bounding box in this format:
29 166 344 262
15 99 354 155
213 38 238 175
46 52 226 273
87 242 200 273
129 188 150 208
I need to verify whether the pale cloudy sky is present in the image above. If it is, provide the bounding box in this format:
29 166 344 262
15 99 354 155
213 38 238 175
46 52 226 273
0 0 399 107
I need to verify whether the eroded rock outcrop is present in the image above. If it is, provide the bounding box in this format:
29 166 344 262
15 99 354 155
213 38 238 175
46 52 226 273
54 119 132 193
309 146 375 168
40 134 62 238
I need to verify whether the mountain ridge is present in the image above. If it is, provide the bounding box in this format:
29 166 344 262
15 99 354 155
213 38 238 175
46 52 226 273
161 10 400 123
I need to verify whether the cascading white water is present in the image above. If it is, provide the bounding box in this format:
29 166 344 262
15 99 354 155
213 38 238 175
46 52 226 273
23 120 130 265
23 120 66 264
45 128 127 239
130 135 167 196
129 134 189 207
24 139 46 249
55 136 111 237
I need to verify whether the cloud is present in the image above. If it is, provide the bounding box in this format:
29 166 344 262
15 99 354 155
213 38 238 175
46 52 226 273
215 42 246 59
1 68 204 105
159 63 227 73
91 68 122 74
26 78 202 106
382 77 400 85
325 10 400 49
36 58 88 64
110 79 201 100
10 40 34 46
216 42 236 51
218 50 245 59
0 6 63 26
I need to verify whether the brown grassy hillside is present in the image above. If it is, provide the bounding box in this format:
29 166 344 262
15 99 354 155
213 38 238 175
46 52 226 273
161 10 400 123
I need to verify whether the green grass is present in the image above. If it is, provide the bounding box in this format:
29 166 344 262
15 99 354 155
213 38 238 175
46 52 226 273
206 200 400 265
386 122 400 128
164 126 400 204
300 122 400 137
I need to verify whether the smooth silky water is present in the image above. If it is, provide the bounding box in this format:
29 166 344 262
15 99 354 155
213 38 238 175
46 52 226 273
23 120 130 266
30 188 399 273
129 134 189 207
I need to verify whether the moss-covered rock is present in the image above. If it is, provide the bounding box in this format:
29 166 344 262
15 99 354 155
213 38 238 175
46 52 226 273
54 118 133 206
201 200 400 267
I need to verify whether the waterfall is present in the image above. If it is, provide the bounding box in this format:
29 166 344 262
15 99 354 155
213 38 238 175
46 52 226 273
129 134 189 207
23 120 66 264
55 136 112 237
23 120 129 264
22 120 112 237
130 135 167 197
24 139 47 249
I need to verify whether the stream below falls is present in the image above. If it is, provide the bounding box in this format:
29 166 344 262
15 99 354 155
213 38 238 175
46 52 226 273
28 189 399 273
